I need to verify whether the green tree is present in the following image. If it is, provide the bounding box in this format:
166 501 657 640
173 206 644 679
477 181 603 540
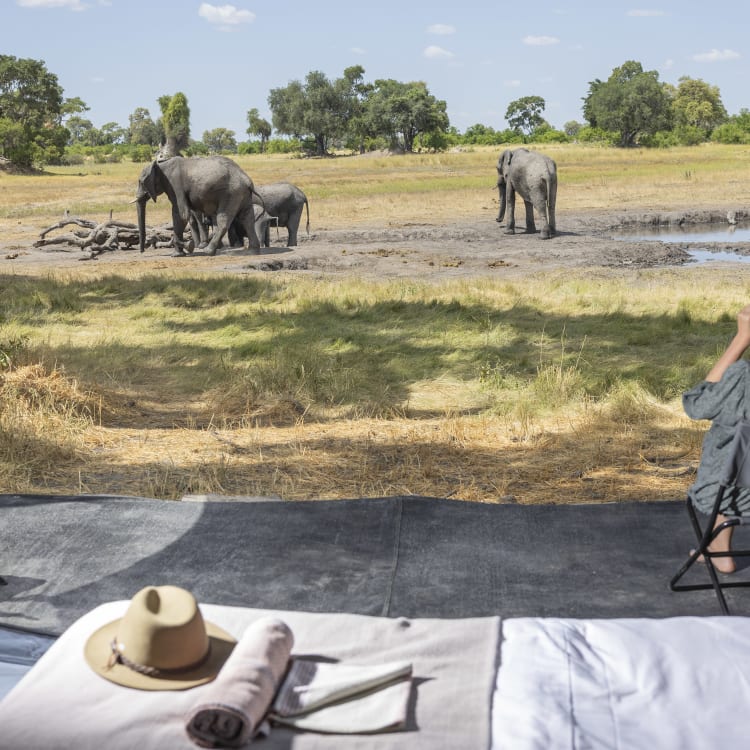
583 60 672 147
366 79 448 152
246 108 272 152
159 92 190 155
671 76 727 137
202 127 237 153
505 96 546 136
66 116 97 146
99 122 127 146
337 65 373 153
269 70 351 156
564 120 583 138
712 108 750 144
0 55 70 166
127 107 161 146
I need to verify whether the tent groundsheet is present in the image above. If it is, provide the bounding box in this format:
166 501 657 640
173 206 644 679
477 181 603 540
0 494 742 636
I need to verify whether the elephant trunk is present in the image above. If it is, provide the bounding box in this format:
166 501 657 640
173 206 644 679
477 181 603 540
137 197 147 253
497 183 506 223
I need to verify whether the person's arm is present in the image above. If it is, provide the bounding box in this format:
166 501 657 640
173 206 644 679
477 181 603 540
705 304 750 382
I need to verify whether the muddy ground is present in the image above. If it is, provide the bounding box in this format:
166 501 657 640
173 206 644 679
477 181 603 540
3 207 750 279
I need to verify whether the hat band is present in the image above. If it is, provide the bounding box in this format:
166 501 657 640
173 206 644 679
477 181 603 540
107 638 212 678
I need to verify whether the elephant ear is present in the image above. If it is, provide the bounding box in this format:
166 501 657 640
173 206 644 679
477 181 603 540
504 150 514 169
497 149 511 176
141 161 162 202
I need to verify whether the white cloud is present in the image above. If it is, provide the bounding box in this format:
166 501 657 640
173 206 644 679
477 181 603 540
427 23 455 35
504 80 521 88
423 45 454 60
17 0 86 10
198 3 255 31
627 9 666 16
692 48 740 62
663 58 674 69
350 47 366 56
522 35 560 46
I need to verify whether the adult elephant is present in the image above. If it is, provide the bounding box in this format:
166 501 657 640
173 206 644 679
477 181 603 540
135 155 262 255
496 148 557 239
254 182 309 247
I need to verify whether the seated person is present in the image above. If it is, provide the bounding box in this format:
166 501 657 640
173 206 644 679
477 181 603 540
683 303 750 573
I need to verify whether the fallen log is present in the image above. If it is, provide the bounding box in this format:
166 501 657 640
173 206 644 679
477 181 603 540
35 215 178 256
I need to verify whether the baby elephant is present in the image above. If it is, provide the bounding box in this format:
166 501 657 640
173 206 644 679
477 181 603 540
254 182 310 247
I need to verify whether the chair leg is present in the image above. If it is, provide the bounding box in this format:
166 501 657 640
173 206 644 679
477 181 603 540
671 496 735 614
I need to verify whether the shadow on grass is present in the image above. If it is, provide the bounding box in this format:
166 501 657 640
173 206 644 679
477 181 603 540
0 271 726 427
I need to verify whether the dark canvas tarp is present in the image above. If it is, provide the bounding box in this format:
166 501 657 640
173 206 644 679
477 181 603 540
0 494 737 635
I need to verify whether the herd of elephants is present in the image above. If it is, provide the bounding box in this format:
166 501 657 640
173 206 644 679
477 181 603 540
134 147 558 256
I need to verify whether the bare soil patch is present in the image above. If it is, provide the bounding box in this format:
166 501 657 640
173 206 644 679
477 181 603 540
4 207 749 280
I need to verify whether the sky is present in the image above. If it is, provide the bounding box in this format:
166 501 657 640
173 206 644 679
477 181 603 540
4 0 750 140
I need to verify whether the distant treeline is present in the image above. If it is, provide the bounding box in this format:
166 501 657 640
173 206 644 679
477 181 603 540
2 55 750 168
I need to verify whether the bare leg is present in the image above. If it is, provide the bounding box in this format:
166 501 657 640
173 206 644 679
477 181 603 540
696 513 736 573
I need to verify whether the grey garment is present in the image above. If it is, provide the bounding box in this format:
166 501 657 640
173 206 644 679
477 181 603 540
683 359 750 515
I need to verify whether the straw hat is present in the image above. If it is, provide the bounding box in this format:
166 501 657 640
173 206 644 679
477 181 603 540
84 585 236 691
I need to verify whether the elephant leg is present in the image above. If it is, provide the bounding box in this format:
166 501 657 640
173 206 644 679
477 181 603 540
533 195 553 239
237 209 262 253
206 213 230 256
523 200 536 233
286 207 303 247
504 186 516 235
172 209 189 255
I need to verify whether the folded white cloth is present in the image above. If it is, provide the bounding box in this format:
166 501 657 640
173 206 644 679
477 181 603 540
271 659 412 733
185 616 293 748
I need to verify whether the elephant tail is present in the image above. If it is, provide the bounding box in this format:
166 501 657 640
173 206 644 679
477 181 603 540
304 198 310 235
251 187 266 214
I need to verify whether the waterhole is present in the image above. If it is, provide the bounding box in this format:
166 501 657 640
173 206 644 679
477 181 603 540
615 223 750 243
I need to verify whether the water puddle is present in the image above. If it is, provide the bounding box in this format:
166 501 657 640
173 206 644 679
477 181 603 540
615 223 750 242
686 249 750 265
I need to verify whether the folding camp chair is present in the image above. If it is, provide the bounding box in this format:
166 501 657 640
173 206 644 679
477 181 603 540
670 420 750 614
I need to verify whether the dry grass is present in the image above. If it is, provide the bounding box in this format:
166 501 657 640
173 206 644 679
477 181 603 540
1 144 749 502
3 143 750 244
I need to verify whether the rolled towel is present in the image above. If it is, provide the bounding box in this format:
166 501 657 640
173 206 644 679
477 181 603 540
186 616 294 748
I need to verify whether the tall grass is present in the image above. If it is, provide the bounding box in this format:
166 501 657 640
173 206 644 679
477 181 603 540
0 264 744 501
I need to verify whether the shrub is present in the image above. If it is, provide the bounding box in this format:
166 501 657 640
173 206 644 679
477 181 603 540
711 122 750 144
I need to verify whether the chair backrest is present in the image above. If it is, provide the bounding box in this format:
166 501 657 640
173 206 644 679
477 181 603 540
721 421 750 489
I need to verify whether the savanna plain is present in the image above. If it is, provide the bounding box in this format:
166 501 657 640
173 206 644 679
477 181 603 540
3 143 750 505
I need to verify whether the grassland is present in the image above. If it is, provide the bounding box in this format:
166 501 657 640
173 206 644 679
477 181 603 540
2 144 750 503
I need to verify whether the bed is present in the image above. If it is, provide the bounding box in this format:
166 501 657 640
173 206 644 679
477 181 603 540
2 604 749 749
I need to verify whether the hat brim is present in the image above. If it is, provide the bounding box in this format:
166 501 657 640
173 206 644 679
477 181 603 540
84 618 236 691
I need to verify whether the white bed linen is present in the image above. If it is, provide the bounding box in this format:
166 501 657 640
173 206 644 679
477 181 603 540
4 616 750 749
493 616 750 750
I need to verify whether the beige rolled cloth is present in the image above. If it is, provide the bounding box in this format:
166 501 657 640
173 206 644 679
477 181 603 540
186 616 294 748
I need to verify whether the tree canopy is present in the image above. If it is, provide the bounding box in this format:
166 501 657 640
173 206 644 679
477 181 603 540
366 79 448 152
268 66 447 155
671 76 727 135
0 55 70 166
583 61 672 147
159 92 191 156
246 107 272 152
203 127 237 154
505 96 546 136
127 107 162 147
